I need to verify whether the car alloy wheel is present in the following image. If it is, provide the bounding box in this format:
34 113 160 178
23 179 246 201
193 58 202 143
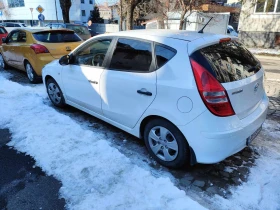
26 63 34 81
148 126 179 161
48 82 62 105
0 54 7 69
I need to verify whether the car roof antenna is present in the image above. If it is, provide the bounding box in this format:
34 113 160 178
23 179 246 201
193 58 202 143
198 17 213 33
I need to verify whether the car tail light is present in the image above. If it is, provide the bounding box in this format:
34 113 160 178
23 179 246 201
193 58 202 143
30 44 49 54
190 59 235 117
219 38 231 43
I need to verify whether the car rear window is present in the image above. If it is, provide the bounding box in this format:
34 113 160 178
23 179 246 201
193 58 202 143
190 41 260 83
66 25 90 35
0 27 7 34
33 31 82 43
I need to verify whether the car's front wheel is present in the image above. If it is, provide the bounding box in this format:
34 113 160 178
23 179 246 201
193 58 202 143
0 54 8 70
144 118 190 169
25 61 39 83
46 78 66 108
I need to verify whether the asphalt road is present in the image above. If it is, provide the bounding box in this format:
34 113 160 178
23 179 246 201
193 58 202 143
256 55 280 81
0 129 65 210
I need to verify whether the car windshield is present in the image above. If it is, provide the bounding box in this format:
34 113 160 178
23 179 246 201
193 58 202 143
33 31 82 43
66 25 90 35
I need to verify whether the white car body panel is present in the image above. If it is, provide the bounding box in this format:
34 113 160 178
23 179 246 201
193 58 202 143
42 30 268 164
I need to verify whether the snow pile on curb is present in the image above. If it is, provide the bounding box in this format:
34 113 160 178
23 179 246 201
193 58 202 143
249 48 280 56
0 75 206 209
211 120 280 210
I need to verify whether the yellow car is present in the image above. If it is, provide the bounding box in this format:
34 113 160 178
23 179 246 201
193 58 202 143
0 28 83 83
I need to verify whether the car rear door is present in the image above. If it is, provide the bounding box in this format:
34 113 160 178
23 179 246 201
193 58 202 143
61 38 113 115
100 38 156 128
190 40 265 119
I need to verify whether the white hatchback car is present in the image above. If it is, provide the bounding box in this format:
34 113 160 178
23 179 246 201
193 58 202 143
43 30 268 168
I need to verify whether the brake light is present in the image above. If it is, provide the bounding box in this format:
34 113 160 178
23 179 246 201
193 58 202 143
219 38 231 43
30 44 49 54
190 59 235 117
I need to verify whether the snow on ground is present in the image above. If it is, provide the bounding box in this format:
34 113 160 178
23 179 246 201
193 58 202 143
0 74 206 209
249 48 280 56
211 120 280 210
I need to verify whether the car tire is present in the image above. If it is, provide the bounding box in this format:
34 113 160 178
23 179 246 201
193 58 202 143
46 78 66 108
25 61 39 83
0 53 8 70
144 118 190 169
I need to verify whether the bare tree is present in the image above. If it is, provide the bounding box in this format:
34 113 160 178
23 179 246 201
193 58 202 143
59 0 72 23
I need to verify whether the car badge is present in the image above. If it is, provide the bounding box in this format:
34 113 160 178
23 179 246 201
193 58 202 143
254 83 259 92
66 46 71 51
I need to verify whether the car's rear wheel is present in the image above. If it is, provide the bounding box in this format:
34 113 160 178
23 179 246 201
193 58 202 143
144 118 189 169
46 78 66 108
25 61 39 83
0 54 8 70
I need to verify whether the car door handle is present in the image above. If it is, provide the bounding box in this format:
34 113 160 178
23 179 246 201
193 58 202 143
137 89 152 96
89 80 98 84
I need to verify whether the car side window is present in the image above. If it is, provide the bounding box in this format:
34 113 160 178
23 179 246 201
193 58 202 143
109 38 152 72
155 44 176 69
7 31 19 43
17 31 26 42
6 23 14 27
73 39 112 67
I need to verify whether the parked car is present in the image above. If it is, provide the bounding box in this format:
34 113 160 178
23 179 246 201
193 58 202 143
0 26 8 45
0 28 83 83
42 30 268 168
1 22 27 27
45 23 91 40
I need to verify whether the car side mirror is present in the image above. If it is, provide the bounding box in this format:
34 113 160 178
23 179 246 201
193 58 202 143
2 37 6 43
59 55 70 65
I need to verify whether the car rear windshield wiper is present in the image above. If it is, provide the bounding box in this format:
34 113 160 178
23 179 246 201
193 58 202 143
248 64 261 73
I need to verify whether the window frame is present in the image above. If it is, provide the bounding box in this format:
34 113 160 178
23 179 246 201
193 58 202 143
81 0 85 3
254 0 280 14
71 37 115 69
106 36 156 73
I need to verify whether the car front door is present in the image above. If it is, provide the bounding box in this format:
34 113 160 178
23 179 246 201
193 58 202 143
1 30 19 66
100 38 157 128
61 38 113 115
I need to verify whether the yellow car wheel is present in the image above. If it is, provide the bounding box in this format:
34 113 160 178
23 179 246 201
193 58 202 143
25 61 39 84
0 54 8 70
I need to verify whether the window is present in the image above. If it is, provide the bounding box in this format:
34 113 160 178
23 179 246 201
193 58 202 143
109 38 152 72
32 31 82 43
17 31 26 42
6 23 15 27
155 44 176 69
74 39 112 67
8 0 25 8
0 27 7 34
7 31 19 43
190 41 260 83
89 0 93 4
82 10 86 16
255 0 280 13
81 0 84 3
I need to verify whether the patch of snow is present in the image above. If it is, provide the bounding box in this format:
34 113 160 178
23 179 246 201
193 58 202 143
0 74 206 210
211 120 280 210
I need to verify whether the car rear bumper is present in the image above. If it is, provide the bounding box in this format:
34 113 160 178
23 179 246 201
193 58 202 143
29 54 55 76
178 94 269 164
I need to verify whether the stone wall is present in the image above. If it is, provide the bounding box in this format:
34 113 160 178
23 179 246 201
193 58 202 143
239 31 280 49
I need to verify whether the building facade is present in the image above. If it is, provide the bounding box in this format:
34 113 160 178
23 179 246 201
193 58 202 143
238 0 280 49
0 0 94 25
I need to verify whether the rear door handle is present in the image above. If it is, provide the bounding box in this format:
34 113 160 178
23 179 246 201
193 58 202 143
89 80 98 84
137 89 152 96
